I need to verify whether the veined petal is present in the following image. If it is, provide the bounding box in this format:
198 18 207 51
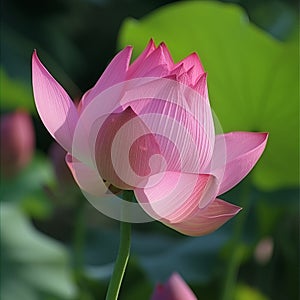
129 44 172 78
120 78 215 173
192 73 208 99
165 198 241 236
176 52 205 84
32 51 78 152
81 46 133 109
127 39 156 78
134 172 218 223
66 154 107 196
94 107 162 189
158 42 174 68
210 132 268 195
170 63 185 78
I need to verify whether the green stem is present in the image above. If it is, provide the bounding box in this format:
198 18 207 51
221 181 252 300
105 191 132 300
73 199 86 274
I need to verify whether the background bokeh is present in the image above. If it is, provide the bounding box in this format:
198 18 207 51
0 0 299 299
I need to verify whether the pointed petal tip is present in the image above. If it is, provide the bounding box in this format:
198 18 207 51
32 49 43 67
32 50 78 152
32 49 52 80
32 49 40 66
148 38 156 47
213 131 269 195
158 41 167 48
124 45 133 52
165 199 242 237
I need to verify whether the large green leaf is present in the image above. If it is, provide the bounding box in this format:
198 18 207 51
0 203 77 300
118 1 299 190
235 283 269 300
84 227 230 284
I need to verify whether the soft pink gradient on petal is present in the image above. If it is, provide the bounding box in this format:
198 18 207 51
158 42 174 68
81 46 133 109
94 107 161 189
151 272 197 300
176 52 205 84
169 63 185 78
127 39 156 78
129 44 171 78
131 100 213 173
210 132 268 195
119 78 215 173
32 51 78 152
165 198 242 236
66 154 107 196
192 73 208 99
134 172 218 223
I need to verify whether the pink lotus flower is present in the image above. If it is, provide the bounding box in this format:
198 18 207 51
0 110 35 178
32 40 268 236
151 273 197 300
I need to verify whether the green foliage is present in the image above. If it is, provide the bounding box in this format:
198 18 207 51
0 68 35 112
235 283 268 300
118 1 299 191
0 154 55 218
84 226 231 284
0 203 77 300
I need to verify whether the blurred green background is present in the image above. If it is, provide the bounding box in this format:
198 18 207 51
0 0 299 299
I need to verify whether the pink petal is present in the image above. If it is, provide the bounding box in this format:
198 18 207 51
151 273 197 300
176 52 205 84
127 39 156 78
158 42 174 68
134 172 218 223
129 44 173 78
81 46 133 109
94 107 162 189
32 51 78 152
66 154 107 196
192 73 208 98
170 63 185 78
165 198 241 236
209 132 268 195
120 78 215 173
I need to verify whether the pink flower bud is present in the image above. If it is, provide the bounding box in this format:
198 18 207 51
151 273 197 300
0 111 35 178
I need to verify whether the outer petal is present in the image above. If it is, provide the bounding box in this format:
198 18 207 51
32 51 78 152
192 73 208 99
66 154 107 196
210 132 268 195
151 273 197 300
176 52 205 85
129 44 172 78
127 39 156 78
81 46 133 109
165 198 241 236
134 172 218 223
